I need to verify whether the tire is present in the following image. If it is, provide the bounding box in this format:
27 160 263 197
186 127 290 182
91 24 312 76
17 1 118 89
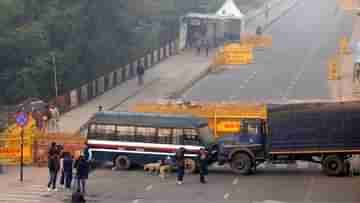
184 158 197 174
322 155 344 176
115 156 131 170
231 153 252 175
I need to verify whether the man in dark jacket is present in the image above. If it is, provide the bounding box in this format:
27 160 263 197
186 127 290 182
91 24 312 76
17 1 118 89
175 147 185 185
198 148 209 184
63 152 74 189
136 64 145 85
48 142 60 191
76 155 90 194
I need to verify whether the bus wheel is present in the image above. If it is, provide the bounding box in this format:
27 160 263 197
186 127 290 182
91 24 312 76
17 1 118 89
322 155 344 176
115 156 131 170
231 153 252 175
184 158 197 174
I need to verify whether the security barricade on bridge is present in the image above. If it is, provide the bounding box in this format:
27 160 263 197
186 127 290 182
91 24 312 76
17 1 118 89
32 133 86 166
0 136 33 165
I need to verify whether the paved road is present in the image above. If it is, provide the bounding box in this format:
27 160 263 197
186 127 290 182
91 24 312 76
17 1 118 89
1 165 360 203
85 168 360 203
184 0 354 103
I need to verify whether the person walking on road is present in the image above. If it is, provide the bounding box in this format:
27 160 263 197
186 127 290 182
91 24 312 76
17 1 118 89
196 39 202 55
205 40 210 57
76 155 90 194
175 147 185 185
136 64 145 86
48 142 60 191
59 146 65 188
256 26 262 36
63 152 74 190
198 148 209 184
49 105 60 133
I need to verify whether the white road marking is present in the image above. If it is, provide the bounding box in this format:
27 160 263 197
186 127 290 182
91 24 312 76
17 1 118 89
224 193 230 200
0 194 50 200
304 177 315 201
133 199 140 203
145 184 153 191
0 198 40 202
232 178 239 185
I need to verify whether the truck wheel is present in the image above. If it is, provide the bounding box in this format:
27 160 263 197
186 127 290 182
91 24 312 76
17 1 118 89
322 155 344 176
184 158 197 174
115 156 131 170
231 153 252 175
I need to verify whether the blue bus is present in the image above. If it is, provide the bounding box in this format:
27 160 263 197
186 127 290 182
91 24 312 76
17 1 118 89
86 111 213 173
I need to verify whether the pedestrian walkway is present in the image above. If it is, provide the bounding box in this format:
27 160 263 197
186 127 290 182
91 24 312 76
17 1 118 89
60 49 215 133
0 167 63 203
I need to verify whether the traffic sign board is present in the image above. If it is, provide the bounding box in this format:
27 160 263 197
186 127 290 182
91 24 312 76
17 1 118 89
15 112 28 128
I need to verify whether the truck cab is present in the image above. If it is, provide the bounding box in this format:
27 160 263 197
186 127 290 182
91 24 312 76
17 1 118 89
214 118 267 174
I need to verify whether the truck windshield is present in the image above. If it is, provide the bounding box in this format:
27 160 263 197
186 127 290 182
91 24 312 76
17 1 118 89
240 120 261 135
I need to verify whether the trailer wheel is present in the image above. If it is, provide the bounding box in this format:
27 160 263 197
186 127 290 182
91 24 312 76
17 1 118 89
231 153 252 175
115 155 131 170
322 155 344 176
184 158 197 174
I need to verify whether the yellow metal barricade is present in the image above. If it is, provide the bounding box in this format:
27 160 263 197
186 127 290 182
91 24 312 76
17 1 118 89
0 136 33 165
131 102 267 138
240 33 273 48
223 43 254 65
339 37 351 55
338 0 357 10
328 55 342 80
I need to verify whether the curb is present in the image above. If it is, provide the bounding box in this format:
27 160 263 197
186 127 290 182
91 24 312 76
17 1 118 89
108 78 161 111
168 63 213 99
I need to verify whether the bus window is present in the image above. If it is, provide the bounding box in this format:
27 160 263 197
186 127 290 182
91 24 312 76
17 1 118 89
158 128 172 144
116 126 135 141
88 124 101 139
173 129 183 145
184 129 200 146
136 127 156 143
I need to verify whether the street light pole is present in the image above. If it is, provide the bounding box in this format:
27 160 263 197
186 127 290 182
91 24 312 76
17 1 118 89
51 52 58 97
20 127 24 182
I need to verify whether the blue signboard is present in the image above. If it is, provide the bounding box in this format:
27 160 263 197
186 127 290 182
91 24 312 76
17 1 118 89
15 112 28 128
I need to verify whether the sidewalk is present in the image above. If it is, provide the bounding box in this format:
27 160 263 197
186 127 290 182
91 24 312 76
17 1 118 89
60 49 215 133
339 2 360 100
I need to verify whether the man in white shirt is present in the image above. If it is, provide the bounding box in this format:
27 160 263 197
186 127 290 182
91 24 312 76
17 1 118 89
49 105 60 133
